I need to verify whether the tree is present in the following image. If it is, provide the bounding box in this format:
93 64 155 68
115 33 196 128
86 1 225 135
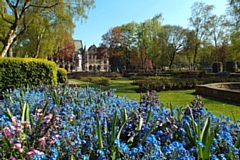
146 14 163 69
0 0 95 57
160 25 186 69
227 0 240 60
208 15 231 62
135 21 152 70
182 29 195 69
228 0 240 29
120 22 136 69
188 2 214 69
101 26 124 71
53 40 75 62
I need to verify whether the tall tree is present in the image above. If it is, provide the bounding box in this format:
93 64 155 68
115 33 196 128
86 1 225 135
0 0 95 57
161 25 186 69
188 2 214 69
135 21 151 69
182 29 195 69
146 14 163 69
101 26 123 71
120 22 136 69
228 0 240 29
228 0 240 60
209 15 231 62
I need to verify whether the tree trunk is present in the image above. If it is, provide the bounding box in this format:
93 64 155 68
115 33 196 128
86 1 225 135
193 44 199 70
34 29 45 58
0 30 16 57
7 47 13 57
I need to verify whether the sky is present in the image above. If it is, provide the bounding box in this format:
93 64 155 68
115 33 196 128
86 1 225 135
73 0 228 47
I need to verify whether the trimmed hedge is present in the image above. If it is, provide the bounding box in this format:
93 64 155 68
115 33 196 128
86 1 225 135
57 68 68 83
0 58 58 95
133 76 240 92
80 76 111 86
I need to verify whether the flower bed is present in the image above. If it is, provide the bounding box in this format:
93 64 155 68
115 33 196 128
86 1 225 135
0 86 239 159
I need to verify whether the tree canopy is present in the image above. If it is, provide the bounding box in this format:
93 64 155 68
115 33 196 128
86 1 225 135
100 1 239 71
0 0 95 57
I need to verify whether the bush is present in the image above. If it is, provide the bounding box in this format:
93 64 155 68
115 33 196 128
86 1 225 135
134 76 240 92
80 76 111 86
0 58 57 95
57 68 68 83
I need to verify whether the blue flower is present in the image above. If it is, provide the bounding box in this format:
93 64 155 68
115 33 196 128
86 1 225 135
81 155 89 160
196 141 205 148
50 147 58 159
97 149 104 155
211 154 219 160
114 138 120 147
218 154 226 160
55 138 60 146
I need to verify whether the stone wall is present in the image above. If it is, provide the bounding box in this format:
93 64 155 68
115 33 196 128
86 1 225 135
195 82 240 103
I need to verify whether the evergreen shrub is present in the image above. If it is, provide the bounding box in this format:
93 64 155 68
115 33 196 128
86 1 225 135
0 57 58 95
57 68 68 83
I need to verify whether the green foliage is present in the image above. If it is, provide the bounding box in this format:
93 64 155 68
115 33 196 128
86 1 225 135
0 57 58 95
80 77 111 86
57 68 68 83
133 75 240 91
185 112 220 160
0 0 95 57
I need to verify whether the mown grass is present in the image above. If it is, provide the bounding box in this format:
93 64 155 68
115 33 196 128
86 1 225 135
69 78 240 119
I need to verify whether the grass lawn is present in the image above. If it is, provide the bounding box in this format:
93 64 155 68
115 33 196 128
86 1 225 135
69 78 240 119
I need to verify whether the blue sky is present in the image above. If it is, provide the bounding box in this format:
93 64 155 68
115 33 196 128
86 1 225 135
73 0 228 47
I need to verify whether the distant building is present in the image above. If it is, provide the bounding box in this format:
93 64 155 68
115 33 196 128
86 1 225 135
82 44 109 72
51 40 109 72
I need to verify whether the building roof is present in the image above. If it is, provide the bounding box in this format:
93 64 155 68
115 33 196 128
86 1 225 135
73 40 83 52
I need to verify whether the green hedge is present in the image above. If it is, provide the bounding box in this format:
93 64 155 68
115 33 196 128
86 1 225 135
57 68 68 83
0 58 58 95
80 76 111 86
134 76 240 91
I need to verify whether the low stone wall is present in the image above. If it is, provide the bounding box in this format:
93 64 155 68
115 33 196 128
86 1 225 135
195 82 240 103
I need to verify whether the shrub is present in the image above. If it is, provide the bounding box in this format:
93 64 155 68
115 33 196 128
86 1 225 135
57 68 68 83
80 77 111 86
0 58 57 96
134 76 240 92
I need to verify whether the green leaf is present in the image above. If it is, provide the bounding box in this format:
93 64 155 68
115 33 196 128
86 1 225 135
123 108 128 122
146 109 152 123
6 108 12 118
21 102 27 123
185 122 196 146
201 117 211 145
111 111 117 143
203 131 215 159
234 136 240 148
138 116 143 132
96 114 103 150
170 103 173 116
